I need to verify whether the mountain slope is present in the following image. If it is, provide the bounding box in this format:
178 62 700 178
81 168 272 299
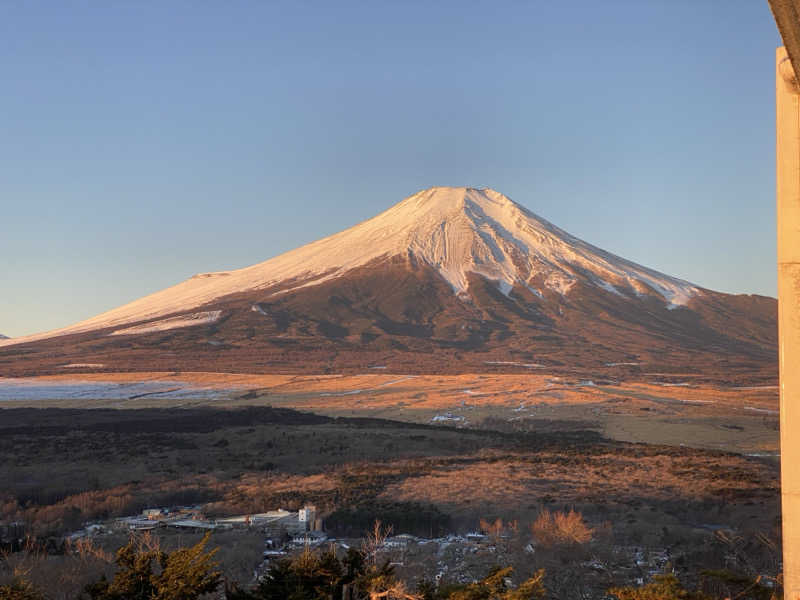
1 187 698 345
0 187 776 382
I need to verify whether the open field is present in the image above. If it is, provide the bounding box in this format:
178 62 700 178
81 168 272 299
0 406 779 537
0 371 779 455
0 404 781 595
0 375 781 597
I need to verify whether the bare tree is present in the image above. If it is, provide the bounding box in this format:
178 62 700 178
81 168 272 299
367 581 420 600
362 520 393 567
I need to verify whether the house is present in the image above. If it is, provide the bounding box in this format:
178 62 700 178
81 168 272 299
142 508 166 520
298 505 317 531
167 519 219 532
291 531 328 547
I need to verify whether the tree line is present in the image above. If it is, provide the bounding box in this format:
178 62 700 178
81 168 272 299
0 528 782 600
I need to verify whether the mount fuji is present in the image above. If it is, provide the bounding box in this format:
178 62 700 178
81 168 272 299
0 187 776 381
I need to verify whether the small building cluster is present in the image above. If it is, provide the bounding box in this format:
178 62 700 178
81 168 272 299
115 504 322 537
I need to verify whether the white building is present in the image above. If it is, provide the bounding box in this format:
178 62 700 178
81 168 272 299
298 505 317 531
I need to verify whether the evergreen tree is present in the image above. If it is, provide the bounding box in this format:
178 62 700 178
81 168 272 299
0 580 45 600
86 538 160 600
608 574 712 600
85 533 220 600
244 547 347 600
429 567 545 600
152 534 220 600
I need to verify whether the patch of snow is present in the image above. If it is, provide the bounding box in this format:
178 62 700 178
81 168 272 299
319 376 416 396
653 396 715 405
744 406 779 415
431 413 465 423
251 304 268 315
595 279 623 296
59 363 105 369
496 280 513 296
369 365 387 370
109 311 222 336
605 362 640 366
525 285 543 298
545 272 576 296
374 376 418 388
0 378 235 402
0 187 700 347
734 385 779 390
462 389 487 396
649 382 690 387
483 361 545 368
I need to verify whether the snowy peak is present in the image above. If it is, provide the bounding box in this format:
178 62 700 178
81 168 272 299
0 186 700 347
342 186 698 304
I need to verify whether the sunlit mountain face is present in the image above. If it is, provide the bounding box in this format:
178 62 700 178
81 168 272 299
0 187 776 383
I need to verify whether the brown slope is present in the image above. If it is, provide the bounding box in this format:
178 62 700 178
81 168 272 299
0 256 777 384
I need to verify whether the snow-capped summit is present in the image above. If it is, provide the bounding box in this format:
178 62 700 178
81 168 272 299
344 186 698 305
0 187 699 347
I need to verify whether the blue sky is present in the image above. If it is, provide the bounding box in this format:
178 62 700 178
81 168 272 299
0 1 782 337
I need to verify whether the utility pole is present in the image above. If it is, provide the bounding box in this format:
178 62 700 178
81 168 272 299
777 44 800 599
767 3 800 596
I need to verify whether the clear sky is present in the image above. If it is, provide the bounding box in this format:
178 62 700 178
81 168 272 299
0 1 782 338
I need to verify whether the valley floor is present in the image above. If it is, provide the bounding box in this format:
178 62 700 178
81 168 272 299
0 371 779 455
0 371 781 598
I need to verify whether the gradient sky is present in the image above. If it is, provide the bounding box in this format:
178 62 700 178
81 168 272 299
0 1 782 338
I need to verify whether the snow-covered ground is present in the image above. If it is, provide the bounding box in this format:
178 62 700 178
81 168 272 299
0 187 700 348
0 378 234 402
108 310 222 336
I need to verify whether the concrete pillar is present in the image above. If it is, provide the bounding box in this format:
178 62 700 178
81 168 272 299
778 45 800 600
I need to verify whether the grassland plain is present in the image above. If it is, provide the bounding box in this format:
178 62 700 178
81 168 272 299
0 403 778 537
0 371 779 454
0 371 781 594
